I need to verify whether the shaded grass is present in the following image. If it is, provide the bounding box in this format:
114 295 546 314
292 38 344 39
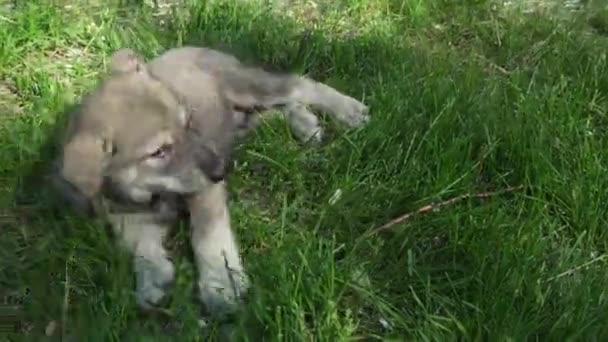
1 0 608 340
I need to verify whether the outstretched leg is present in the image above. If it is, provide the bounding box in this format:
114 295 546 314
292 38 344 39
222 65 370 143
108 214 176 309
187 181 249 319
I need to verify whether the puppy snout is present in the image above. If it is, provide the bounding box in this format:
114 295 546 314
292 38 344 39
192 146 226 183
196 158 224 183
208 173 224 183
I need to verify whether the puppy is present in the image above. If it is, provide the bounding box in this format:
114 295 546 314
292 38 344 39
51 46 370 320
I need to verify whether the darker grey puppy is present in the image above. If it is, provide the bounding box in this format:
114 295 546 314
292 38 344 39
51 46 370 320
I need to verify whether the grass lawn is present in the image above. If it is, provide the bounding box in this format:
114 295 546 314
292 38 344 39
1 0 608 340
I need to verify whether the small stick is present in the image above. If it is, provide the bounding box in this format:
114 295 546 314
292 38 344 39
372 184 525 234
545 254 608 283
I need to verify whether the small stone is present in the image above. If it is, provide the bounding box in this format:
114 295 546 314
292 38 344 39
45 320 57 336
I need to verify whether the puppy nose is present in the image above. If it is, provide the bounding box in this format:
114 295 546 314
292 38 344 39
208 173 224 183
197 161 224 183
192 145 226 183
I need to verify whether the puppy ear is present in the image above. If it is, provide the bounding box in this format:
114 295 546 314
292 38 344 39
109 48 148 75
60 132 112 199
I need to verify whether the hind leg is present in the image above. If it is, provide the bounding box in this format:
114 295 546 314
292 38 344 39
222 66 370 142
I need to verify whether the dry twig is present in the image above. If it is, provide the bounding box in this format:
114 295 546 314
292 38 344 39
372 184 525 234
545 254 608 283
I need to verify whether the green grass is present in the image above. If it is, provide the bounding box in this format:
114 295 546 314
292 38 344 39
1 0 608 340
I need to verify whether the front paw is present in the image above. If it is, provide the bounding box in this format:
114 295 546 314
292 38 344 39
134 255 175 309
335 95 370 128
198 263 250 319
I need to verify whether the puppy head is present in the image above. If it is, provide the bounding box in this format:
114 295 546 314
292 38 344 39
56 48 228 213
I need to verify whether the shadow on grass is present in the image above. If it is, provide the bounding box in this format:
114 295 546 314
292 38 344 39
7 0 608 340
0 1 433 340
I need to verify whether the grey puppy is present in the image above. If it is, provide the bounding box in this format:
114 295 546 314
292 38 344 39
51 46 370 319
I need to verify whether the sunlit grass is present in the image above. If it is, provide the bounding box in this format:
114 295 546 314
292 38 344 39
1 0 607 340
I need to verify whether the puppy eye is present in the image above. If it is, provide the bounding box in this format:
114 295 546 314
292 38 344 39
149 144 173 158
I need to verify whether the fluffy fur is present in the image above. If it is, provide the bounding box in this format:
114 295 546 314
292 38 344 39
51 46 370 320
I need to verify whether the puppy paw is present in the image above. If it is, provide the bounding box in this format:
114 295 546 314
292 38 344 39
198 262 250 319
134 255 175 309
286 103 324 144
334 95 370 128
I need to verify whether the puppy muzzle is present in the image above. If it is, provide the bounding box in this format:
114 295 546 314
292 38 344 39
183 137 227 184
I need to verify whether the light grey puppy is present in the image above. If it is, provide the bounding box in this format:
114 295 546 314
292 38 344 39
51 46 370 320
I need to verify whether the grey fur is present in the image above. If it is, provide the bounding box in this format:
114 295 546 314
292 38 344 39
51 46 370 321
